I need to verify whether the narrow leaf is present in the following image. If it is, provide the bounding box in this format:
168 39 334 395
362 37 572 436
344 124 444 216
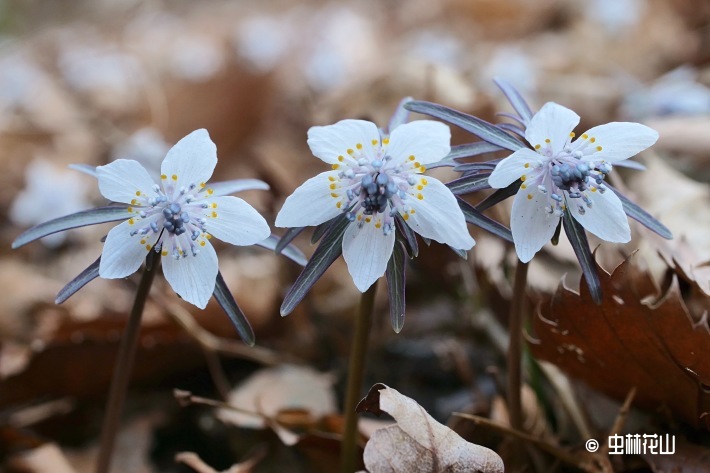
610 186 672 239
213 271 255 346
274 227 305 254
68 163 98 177
613 159 646 171
446 173 493 195
386 241 407 333
448 142 504 160
475 181 522 212
457 198 513 242
448 246 468 259
389 96 413 132
497 122 525 138
210 178 270 196
55 256 101 304
12 206 132 249
562 211 602 304
453 161 500 175
255 234 307 266
493 77 533 125
280 214 350 316
405 100 525 152
311 217 340 244
394 214 418 258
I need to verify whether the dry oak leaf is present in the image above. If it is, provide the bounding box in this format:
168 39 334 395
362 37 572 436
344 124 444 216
529 257 710 429
356 383 504 473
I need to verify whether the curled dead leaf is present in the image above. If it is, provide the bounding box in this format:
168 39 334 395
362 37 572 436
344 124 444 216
357 383 504 473
529 256 710 429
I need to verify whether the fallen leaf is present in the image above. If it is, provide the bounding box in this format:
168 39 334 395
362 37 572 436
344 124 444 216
357 383 504 473
5 443 78 473
529 257 710 429
176 446 266 473
643 439 710 473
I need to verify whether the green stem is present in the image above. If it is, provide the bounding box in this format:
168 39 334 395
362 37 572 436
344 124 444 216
340 282 377 473
95 253 159 473
507 260 529 433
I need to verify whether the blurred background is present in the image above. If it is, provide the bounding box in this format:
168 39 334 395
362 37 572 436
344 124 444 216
1 0 709 471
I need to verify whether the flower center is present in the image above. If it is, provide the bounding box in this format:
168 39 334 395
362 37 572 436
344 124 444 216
360 172 398 215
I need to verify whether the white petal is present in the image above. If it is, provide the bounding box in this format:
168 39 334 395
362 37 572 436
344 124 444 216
97 159 157 204
342 220 395 292
162 238 218 309
99 218 159 278
204 196 270 246
275 171 343 227
307 120 380 165
386 120 451 165
404 178 475 250
488 148 541 188
160 129 217 195
578 122 658 163
510 186 559 263
567 189 630 243
525 102 580 153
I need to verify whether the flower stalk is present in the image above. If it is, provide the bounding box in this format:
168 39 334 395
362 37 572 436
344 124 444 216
507 260 529 435
341 282 377 473
95 252 159 473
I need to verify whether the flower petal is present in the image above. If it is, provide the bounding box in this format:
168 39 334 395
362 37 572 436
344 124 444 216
162 238 218 309
307 120 380 165
97 159 157 204
578 122 658 163
488 148 541 188
342 220 395 292
160 129 217 197
525 102 580 153
567 189 630 243
205 196 270 246
404 177 475 250
386 120 451 165
510 185 559 263
99 217 160 279
275 171 343 227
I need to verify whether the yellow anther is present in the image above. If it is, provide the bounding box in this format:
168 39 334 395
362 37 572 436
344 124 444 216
207 188 214 195
135 191 141 196
129 218 135 225
421 178 428 185
410 209 416 214
145 244 151 250
329 183 337 190
365 217 372 223
211 203 217 208
200 182 206 188
371 139 378 145
336 201 342 209
161 250 168 256
357 215 362 221
521 175 527 181
521 184 527 189
419 166 426 172
356 143 363 150
128 207 134 213
206 234 212 239
403 213 409 221
347 148 354 155
161 174 167 180
331 192 339 198
417 185 423 190
527 194 533 200
140 239 146 245
171 174 178 181
535 144 541 150
375 221 382 229
131 199 137 205
417 193 424 200
596 146 602 151
329 176 336 182
591 187 597 192
524 163 530 168
582 134 589 140
211 211 218 218
332 164 340 170
409 155 415 161
338 155 344 162
569 132 576 138
414 162 420 168
200 241 206 247
545 138 551 143
383 138 390 145
590 137 596 143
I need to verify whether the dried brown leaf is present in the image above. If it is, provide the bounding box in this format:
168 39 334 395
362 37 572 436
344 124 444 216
529 257 710 429
357 384 504 473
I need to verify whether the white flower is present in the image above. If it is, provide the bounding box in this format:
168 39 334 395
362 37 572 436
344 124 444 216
488 102 658 263
97 129 270 308
275 119 475 292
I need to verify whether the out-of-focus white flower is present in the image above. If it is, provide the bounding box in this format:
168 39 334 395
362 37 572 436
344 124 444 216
113 128 171 181
621 67 710 119
10 158 91 248
404 31 463 69
169 35 224 82
276 119 474 291
234 15 292 73
488 102 658 262
97 129 270 308
483 46 537 98
584 0 646 35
